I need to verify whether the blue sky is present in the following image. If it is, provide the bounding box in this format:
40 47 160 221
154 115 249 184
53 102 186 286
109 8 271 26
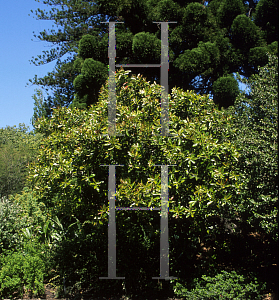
0 0 56 131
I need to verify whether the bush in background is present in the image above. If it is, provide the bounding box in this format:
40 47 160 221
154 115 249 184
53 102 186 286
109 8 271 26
0 124 43 198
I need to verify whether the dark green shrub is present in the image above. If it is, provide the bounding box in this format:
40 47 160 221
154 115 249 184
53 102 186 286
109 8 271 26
231 15 261 51
217 0 246 28
172 270 266 299
212 75 239 108
132 31 161 63
78 34 99 59
227 54 278 241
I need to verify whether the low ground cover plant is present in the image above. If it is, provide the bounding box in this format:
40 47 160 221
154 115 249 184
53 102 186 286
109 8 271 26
171 270 266 299
0 189 57 298
0 241 48 298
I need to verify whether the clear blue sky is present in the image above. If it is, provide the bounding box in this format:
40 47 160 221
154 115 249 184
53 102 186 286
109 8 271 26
0 0 57 131
0 1 248 132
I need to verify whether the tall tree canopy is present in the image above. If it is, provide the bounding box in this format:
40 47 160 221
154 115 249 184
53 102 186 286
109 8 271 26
29 0 278 114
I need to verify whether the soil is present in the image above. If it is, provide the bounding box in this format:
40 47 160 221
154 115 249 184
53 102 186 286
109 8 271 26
7 284 184 300
4 283 277 300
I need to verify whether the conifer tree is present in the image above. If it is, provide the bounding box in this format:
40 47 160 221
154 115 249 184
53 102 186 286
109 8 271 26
29 0 278 112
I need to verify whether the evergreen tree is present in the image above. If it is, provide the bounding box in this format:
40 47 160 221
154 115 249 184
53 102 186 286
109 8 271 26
29 0 278 111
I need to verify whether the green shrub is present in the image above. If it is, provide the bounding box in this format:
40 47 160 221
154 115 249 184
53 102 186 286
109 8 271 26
0 124 43 198
227 54 278 241
0 196 25 253
26 68 243 296
0 240 48 298
0 190 58 298
0 188 54 254
172 270 266 299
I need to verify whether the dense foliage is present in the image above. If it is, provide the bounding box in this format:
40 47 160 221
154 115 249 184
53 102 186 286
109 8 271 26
172 270 266 299
29 68 242 220
1 53 277 298
0 124 43 198
25 68 245 297
0 241 49 298
29 0 278 116
0 190 55 298
227 54 278 240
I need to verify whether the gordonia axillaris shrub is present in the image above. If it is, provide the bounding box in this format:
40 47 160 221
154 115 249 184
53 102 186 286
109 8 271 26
27 68 243 295
28 67 243 235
